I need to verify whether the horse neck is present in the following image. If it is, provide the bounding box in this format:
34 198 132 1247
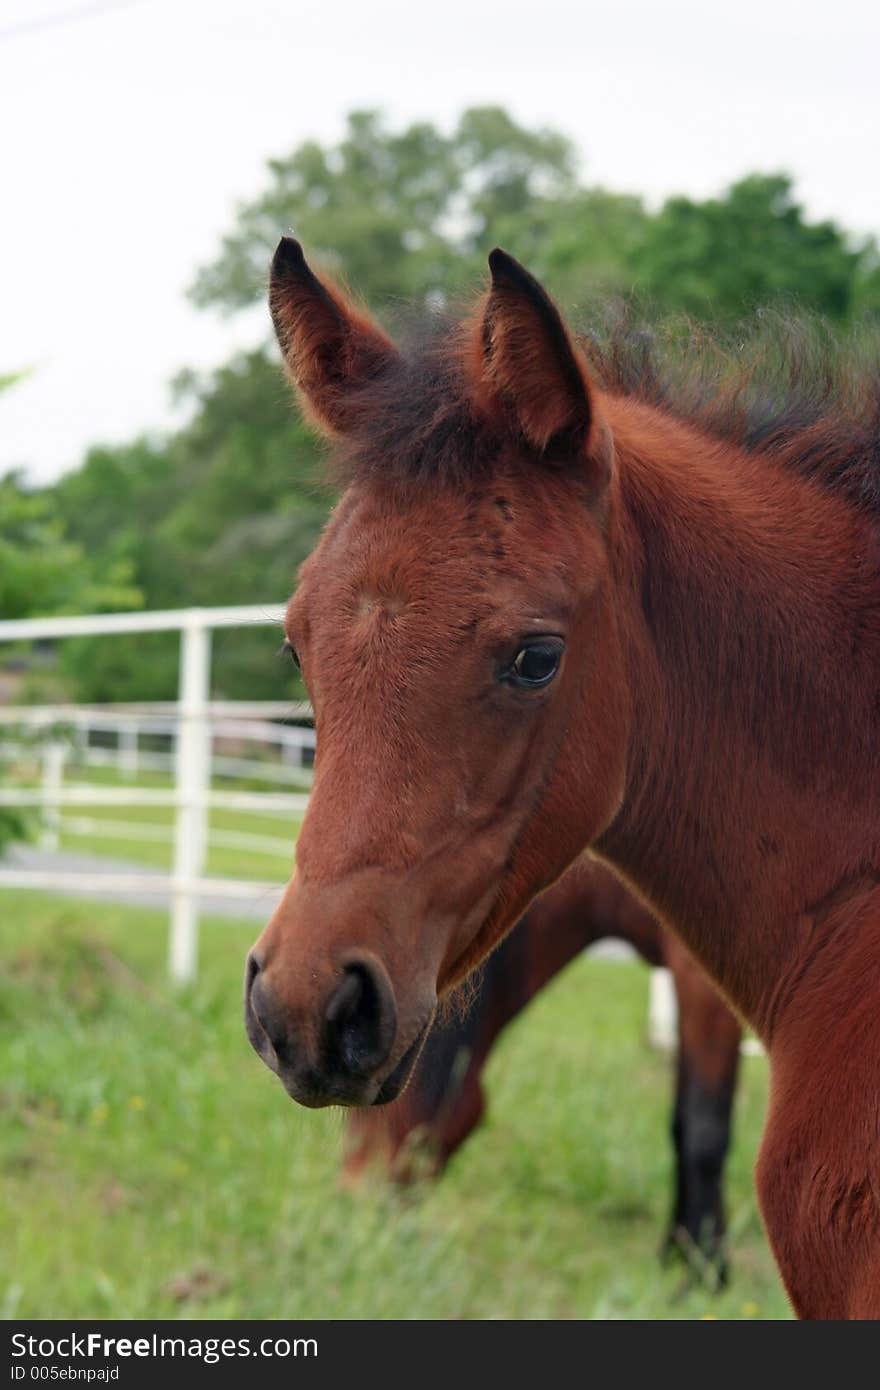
596 402 880 1033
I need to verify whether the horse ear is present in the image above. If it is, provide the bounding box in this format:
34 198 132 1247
269 237 399 435
479 248 596 465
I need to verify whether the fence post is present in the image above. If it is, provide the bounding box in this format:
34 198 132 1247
120 721 139 777
74 717 88 766
40 741 66 852
169 617 211 984
647 967 678 1051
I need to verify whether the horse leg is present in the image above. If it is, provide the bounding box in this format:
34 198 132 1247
757 908 880 1319
661 935 742 1289
756 1087 880 1320
663 1055 736 1288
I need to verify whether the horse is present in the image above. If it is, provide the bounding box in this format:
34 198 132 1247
245 238 880 1318
343 859 742 1289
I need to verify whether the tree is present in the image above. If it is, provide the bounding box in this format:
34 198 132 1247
189 106 643 313
853 238 880 320
0 472 138 622
190 109 462 310
0 375 141 848
50 352 323 701
632 174 863 323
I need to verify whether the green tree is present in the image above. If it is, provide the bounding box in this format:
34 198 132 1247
190 109 462 309
478 187 647 307
632 174 863 323
51 353 322 701
189 106 643 313
155 352 325 700
0 472 138 622
852 238 880 320
158 351 325 592
0 375 141 848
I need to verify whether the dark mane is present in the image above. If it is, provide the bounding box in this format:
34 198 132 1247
581 308 880 514
332 306 880 515
332 318 501 491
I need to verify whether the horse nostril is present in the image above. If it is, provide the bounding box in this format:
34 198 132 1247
245 950 261 997
244 951 264 1030
325 954 397 1077
245 955 295 1065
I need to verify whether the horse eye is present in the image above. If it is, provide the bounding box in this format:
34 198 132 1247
506 640 563 689
280 640 301 670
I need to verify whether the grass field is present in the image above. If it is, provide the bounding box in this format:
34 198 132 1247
0 889 792 1319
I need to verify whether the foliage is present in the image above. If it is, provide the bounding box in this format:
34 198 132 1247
634 174 867 323
191 111 875 326
50 354 322 701
189 107 606 311
0 418 138 850
1 470 139 627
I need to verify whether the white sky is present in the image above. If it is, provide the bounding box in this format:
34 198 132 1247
2 0 878 484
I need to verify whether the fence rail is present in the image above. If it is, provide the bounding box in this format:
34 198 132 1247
0 867 282 902
0 784 311 813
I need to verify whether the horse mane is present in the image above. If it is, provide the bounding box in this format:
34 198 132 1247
330 304 880 515
581 307 880 514
330 317 500 490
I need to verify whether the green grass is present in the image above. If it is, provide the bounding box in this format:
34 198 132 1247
0 890 792 1319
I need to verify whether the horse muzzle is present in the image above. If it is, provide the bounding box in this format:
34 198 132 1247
244 947 432 1108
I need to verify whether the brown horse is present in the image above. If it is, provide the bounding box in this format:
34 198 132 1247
344 861 742 1289
246 239 880 1318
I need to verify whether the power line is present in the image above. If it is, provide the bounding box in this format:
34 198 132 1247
0 0 149 43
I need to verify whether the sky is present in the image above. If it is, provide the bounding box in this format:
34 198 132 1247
2 0 878 484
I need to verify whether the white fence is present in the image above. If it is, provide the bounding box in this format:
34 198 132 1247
0 605 305 983
0 701 314 785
